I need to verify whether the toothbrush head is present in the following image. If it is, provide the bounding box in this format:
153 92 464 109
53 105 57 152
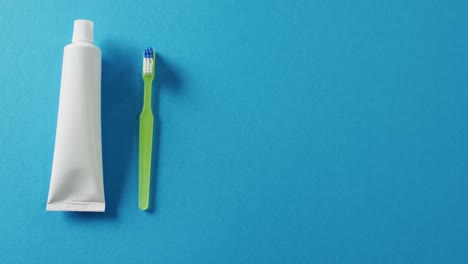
142 47 155 79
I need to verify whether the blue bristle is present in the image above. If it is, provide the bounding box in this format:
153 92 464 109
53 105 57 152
143 47 154 58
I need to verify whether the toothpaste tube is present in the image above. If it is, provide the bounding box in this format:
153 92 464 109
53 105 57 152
46 19 105 212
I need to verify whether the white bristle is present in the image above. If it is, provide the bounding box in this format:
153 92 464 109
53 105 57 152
143 57 153 75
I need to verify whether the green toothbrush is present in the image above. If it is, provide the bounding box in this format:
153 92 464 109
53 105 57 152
139 47 156 210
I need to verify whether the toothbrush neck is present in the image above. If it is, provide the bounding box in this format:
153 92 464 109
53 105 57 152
143 81 153 111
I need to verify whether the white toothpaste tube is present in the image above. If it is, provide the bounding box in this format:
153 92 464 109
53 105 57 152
47 19 105 212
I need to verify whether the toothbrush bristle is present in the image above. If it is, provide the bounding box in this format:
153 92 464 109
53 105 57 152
144 47 154 58
143 47 155 76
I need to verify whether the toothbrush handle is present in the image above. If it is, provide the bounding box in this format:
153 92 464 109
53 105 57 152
139 82 154 210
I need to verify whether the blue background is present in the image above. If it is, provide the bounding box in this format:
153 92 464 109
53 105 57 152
0 0 467 263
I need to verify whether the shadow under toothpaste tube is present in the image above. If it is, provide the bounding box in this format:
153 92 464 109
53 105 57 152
100 43 141 216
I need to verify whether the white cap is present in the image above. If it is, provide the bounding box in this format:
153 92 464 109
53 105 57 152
72 19 94 43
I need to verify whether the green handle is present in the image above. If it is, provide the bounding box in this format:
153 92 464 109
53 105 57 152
139 80 154 210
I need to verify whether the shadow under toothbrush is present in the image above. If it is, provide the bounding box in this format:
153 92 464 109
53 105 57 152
145 53 184 214
67 41 141 220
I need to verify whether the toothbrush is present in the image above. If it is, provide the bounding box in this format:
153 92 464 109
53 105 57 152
139 47 155 210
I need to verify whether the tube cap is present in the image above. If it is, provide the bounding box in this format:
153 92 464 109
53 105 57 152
72 20 94 43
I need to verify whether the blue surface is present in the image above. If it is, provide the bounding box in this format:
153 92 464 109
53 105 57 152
1 0 467 263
